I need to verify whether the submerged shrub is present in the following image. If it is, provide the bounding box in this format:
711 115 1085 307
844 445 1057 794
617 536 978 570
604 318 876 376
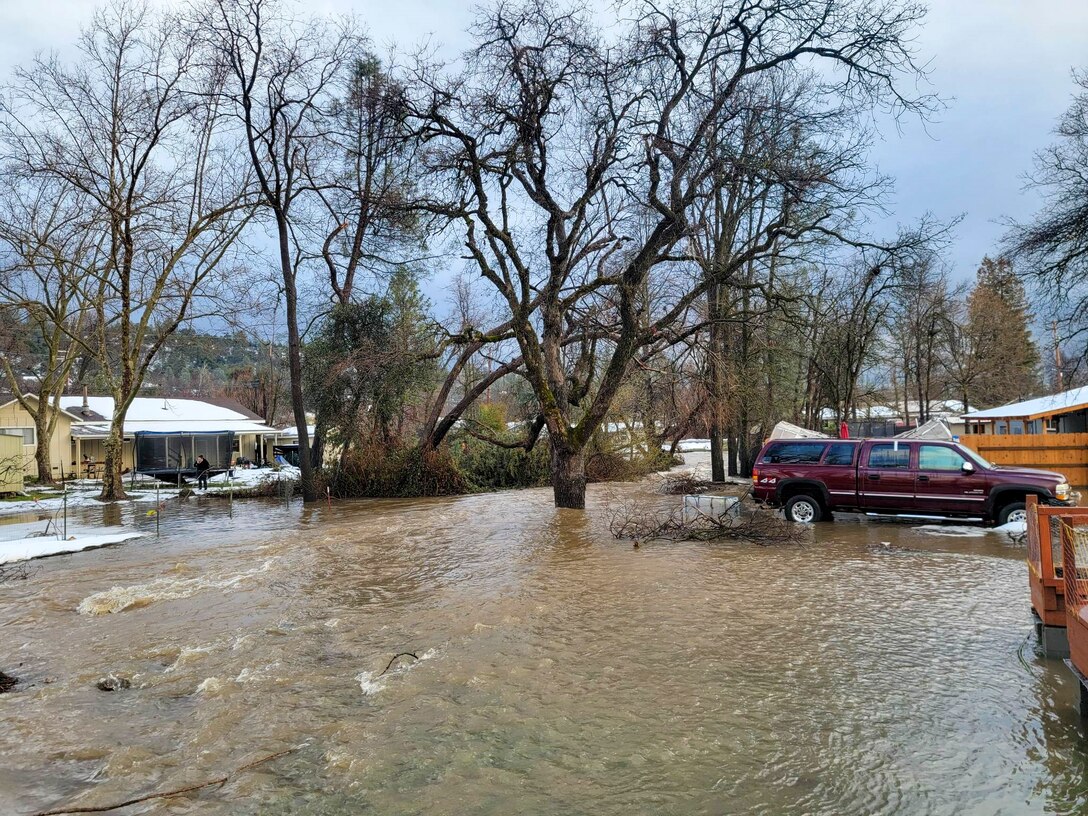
325 436 682 499
450 434 551 491
329 443 467 498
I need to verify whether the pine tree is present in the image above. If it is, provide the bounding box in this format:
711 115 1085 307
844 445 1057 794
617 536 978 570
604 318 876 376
963 257 1041 408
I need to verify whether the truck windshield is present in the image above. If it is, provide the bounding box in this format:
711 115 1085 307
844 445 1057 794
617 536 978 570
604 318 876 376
955 444 992 469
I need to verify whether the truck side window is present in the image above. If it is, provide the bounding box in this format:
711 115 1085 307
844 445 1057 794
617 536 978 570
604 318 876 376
867 443 910 469
823 443 856 466
763 442 826 464
918 445 967 471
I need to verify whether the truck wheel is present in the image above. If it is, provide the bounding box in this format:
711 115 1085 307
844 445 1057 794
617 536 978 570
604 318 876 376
998 501 1027 526
785 494 822 523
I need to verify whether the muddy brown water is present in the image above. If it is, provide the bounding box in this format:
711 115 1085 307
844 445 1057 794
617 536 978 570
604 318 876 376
2 468 1088 815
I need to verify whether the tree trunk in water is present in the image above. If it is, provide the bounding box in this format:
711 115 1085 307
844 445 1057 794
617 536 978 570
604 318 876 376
707 286 726 483
709 427 725 483
726 433 740 478
310 413 326 472
99 421 127 501
550 442 586 510
278 219 317 503
33 412 54 484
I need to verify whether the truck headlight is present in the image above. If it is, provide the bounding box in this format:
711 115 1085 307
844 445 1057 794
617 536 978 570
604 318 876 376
1056 482 1071 501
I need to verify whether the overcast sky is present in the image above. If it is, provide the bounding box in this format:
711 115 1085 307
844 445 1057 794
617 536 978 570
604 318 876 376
2 0 1087 283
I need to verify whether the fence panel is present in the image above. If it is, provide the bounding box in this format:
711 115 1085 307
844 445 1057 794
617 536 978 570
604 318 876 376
961 433 1088 488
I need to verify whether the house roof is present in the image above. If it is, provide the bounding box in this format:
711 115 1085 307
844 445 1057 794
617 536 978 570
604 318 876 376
277 425 316 438
0 394 105 422
56 395 278 436
963 385 1088 420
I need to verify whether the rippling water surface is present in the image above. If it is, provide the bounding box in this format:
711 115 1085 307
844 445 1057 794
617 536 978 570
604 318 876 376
3 469 1088 815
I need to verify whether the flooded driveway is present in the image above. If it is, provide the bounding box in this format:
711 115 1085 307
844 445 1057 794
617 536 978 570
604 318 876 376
2 472 1087 815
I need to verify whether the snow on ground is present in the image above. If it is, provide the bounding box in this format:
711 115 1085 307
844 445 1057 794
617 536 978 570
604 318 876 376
0 466 301 517
672 439 712 452
0 529 144 564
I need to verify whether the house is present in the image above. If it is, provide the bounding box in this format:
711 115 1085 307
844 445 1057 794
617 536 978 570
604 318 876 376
272 424 316 466
961 386 1088 488
0 394 279 479
962 385 1088 435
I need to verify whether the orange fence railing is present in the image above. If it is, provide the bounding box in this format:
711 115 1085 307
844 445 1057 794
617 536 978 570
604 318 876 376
1059 514 1088 676
1027 498 1088 629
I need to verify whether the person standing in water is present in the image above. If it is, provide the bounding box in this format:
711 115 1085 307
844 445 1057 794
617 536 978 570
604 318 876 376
195 454 211 490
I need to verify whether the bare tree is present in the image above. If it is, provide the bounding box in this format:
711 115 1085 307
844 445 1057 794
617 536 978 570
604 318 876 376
0 177 98 482
1009 70 1088 331
1 1 253 500
204 0 359 501
887 249 958 424
411 0 934 508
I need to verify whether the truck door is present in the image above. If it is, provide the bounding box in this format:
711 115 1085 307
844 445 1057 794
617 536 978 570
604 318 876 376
913 443 987 517
859 441 916 511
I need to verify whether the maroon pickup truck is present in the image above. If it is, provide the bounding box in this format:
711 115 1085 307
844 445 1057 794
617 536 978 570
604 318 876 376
751 438 1073 525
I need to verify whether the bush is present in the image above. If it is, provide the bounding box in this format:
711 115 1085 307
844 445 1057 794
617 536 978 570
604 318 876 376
329 443 467 498
324 436 682 498
586 447 681 483
450 434 551 491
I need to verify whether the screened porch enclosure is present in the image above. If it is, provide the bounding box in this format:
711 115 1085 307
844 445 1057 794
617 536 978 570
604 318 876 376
134 431 234 476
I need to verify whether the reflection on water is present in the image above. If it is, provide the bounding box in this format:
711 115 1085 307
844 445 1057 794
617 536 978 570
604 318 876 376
2 478 1088 815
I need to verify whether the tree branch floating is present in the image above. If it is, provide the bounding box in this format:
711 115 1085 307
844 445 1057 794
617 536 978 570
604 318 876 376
31 748 296 816
379 651 419 676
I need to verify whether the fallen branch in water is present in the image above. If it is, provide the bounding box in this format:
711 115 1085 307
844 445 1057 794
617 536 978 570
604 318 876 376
610 496 808 546
658 473 716 495
379 651 419 676
32 748 296 816
0 561 34 583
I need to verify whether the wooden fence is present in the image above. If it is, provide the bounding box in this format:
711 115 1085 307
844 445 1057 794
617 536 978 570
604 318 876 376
961 433 1088 489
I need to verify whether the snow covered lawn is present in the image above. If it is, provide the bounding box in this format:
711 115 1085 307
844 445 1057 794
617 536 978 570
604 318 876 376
0 466 301 517
0 529 144 563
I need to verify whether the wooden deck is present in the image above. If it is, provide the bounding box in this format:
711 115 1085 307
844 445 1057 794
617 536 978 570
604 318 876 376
1059 513 1088 683
1024 496 1088 628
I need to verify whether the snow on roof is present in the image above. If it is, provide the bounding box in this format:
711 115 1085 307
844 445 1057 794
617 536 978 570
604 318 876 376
963 386 1088 420
277 425 316 437
57 396 277 435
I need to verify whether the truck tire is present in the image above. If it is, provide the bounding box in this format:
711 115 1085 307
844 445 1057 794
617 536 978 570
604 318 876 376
997 501 1027 526
785 494 822 523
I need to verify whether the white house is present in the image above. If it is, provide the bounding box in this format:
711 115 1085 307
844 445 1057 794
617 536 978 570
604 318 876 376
0 393 279 478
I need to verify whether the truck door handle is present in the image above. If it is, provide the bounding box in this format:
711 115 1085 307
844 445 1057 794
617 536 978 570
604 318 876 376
917 475 929 482
867 474 880 481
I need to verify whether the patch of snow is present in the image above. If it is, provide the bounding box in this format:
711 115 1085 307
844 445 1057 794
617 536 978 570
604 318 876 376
0 530 144 564
673 439 711 452
964 385 1088 420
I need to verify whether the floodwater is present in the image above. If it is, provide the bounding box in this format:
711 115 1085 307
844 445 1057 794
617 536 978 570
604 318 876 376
2 466 1088 815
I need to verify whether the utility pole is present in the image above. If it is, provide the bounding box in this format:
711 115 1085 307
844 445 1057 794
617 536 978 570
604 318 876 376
1053 321 1064 393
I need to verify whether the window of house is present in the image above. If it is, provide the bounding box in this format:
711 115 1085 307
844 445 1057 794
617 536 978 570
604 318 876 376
761 442 827 464
867 443 911 469
0 427 35 445
823 443 857 466
918 445 968 471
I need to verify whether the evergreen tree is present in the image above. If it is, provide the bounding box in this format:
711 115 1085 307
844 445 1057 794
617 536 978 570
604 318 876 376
962 257 1040 408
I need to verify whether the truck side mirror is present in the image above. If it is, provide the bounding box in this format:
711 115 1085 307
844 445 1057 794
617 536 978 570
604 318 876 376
962 461 975 475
